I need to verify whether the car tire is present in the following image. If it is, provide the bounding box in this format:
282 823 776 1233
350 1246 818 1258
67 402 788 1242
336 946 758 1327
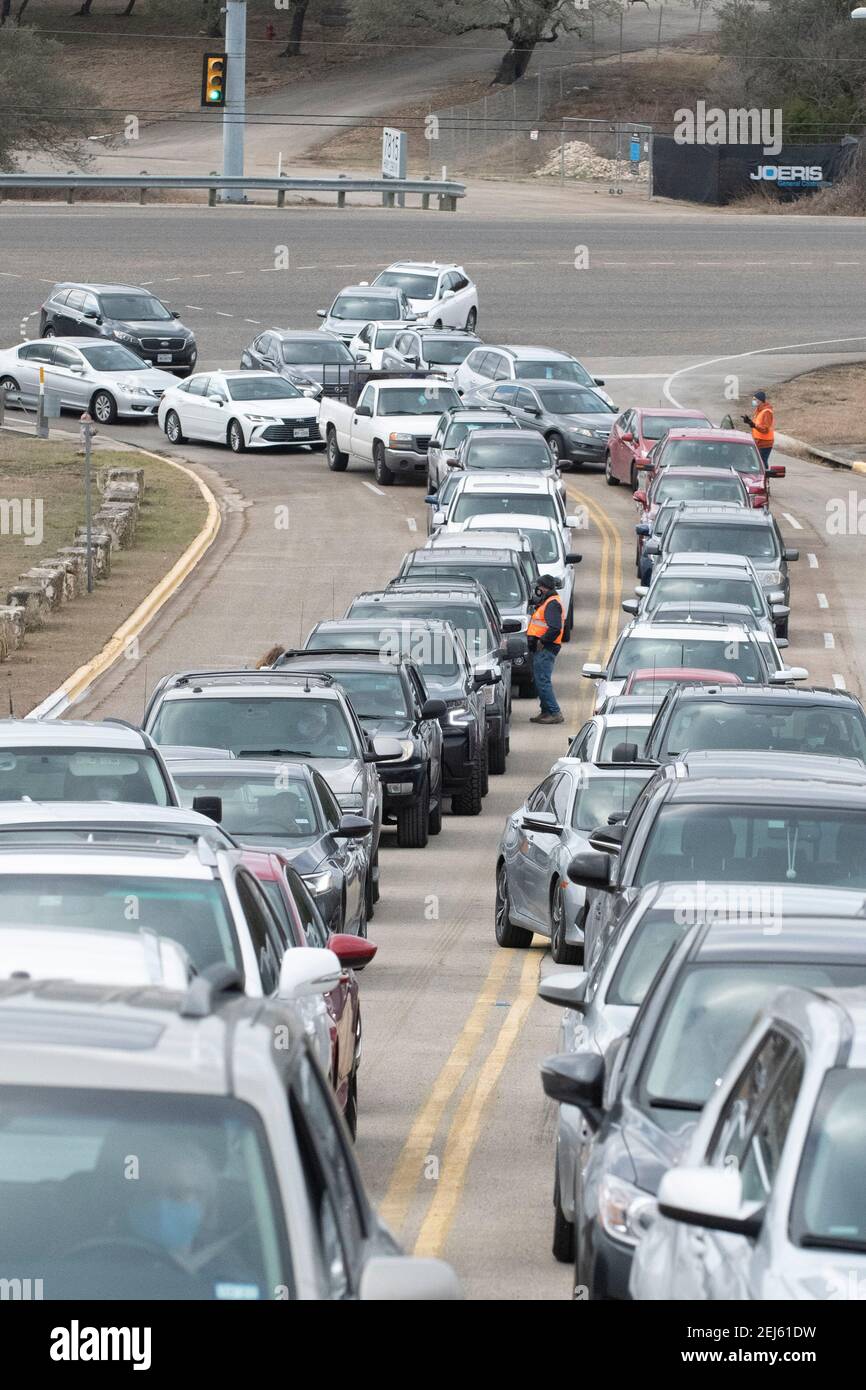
480 736 489 797
434 320 443 329
164 409 185 444
91 390 118 426
452 747 483 816
563 596 574 643
396 775 430 849
428 783 443 835
364 866 375 924
489 723 507 775
0 375 21 404
344 1069 359 1141
604 451 618 485
465 307 478 332
494 861 532 949
547 432 566 468
551 883 582 966
43 326 55 339
227 418 247 453
630 464 638 492
373 441 394 486
326 426 349 471
776 616 789 640
553 1167 575 1263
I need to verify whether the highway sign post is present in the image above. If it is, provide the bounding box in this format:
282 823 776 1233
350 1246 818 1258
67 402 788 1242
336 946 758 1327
382 128 407 208
222 0 247 204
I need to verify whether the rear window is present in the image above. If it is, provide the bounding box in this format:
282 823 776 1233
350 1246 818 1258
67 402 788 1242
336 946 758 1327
173 772 319 846
378 387 460 416
668 523 778 560
149 697 355 760
513 360 593 384
610 635 765 683
306 624 461 678
646 576 763 615
409 561 525 608
660 701 866 762
0 749 170 806
330 294 399 320
661 440 762 473
451 494 558 525
641 415 709 440
652 475 745 506
464 438 551 470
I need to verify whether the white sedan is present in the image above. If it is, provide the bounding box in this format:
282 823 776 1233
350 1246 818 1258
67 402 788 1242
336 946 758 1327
157 370 323 453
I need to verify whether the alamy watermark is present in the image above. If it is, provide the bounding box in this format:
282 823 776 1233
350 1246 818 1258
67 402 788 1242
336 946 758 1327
672 882 782 936
674 102 782 157
0 497 43 546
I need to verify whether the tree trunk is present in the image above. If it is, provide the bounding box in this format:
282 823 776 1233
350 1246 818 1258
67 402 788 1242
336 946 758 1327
73 0 95 13
15 0 30 18
201 0 222 38
120 0 136 13
282 0 311 58
491 37 537 85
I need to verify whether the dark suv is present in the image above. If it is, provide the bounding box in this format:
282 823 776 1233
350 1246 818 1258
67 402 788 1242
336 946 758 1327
39 282 197 375
304 617 492 816
644 503 799 611
272 648 446 848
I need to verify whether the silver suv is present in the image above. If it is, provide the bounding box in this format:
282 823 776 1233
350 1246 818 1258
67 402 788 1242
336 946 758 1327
0 972 461 1300
144 670 404 918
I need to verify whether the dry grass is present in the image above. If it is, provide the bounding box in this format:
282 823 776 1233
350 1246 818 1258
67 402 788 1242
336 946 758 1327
773 363 866 451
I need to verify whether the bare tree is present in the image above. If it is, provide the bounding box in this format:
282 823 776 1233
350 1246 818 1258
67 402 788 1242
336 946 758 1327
0 27 100 169
281 0 311 57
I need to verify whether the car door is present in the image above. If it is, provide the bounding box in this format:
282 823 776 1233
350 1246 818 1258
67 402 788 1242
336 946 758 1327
461 348 491 393
351 383 376 462
43 288 72 335
408 665 442 796
313 768 361 932
513 386 542 429
506 775 555 922
518 772 570 927
436 271 459 327
673 1029 805 1300
446 269 472 327
176 374 211 437
45 344 89 410
200 376 232 441
12 344 52 402
609 409 634 481
55 288 87 336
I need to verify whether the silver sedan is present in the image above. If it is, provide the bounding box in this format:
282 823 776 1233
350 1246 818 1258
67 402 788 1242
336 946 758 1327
494 762 653 965
0 338 178 424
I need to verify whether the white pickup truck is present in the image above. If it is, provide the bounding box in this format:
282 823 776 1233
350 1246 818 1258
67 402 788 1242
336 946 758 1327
320 376 461 486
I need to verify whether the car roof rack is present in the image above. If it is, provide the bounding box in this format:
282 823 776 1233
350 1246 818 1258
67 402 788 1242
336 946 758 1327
180 962 244 1019
277 648 390 663
160 669 334 691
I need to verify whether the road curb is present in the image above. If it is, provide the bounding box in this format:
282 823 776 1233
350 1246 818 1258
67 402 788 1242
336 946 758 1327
776 432 866 475
26 448 221 720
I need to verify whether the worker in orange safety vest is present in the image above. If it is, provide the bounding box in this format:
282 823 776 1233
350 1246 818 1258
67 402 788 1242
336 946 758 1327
526 575 564 725
742 390 775 469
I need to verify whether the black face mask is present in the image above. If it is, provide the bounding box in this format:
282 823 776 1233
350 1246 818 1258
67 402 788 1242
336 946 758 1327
533 586 551 603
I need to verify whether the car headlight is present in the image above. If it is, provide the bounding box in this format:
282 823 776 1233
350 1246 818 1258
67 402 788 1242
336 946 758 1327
302 869 340 896
243 414 271 423
760 569 783 587
394 738 416 760
389 432 415 446
597 1174 655 1248
118 382 153 397
113 331 138 345
446 702 473 726
571 427 594 438
336 793 364 811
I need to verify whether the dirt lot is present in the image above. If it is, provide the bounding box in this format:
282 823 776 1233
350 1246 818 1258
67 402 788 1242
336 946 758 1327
0 431 206 714
774 363 866 457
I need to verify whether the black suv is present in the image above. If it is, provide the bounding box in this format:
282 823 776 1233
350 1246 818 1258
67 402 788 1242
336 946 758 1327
272 648 446 848
304 617 493 816
344 585 523 775
643 683 866 765
39 282 197 375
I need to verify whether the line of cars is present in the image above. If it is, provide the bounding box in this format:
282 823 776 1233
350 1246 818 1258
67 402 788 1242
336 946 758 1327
485 418 866 1300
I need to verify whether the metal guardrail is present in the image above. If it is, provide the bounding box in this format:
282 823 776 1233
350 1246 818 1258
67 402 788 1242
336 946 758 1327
0 173 466 211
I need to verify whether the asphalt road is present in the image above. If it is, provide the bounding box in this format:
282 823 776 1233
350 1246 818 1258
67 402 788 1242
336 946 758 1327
1 203 865 1299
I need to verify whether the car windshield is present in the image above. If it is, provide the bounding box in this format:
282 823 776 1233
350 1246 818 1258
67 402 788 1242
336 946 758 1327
538 387 609 414
608 914 692 1007
571 773 650 832
610 636 764 683
331 295 399 320
522 530 560 564
647 575 763 615
424 340 474 365
513 360 592 384
638 805 866 888
281 339 352 365
149 697 355 760
373 328 405 348
668 523 778 560
451 494 558 525
642 414 710 440
643 963 866 1111
306 625 461 678
375 270 438 299
78 344 146 372
326 669 410 719
173 772 319 845
0 873 238 973
792 1069 866 1252
378 387 460 416
411 561 524 608
443 420 509 447
226 378 301 401
465 438 551 470
660 700 866 761
350 601 492 662
0 1087 290 1300
662 440 762 474
99 295 172 322
597 723 649 759
652 475 745 505
0 749 170 805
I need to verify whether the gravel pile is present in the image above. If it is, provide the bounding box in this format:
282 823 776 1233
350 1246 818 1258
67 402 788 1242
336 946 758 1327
534 139 649 181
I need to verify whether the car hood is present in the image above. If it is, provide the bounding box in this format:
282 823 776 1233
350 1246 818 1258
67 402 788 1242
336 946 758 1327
279 364 341 385
99 366 179 391
302 756 363 796
358 715 414 740
553 411 616 433
420 674 464 703
113 319 189 337
241 838 324 875
382 412 454 431
225 397 319 420
619 1099 700 1194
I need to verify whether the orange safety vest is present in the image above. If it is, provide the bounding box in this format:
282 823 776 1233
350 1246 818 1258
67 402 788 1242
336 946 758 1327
526 593 563 645
751 403 774 447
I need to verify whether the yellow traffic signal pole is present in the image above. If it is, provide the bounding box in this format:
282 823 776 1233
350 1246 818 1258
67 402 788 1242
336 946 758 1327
222 0 247 204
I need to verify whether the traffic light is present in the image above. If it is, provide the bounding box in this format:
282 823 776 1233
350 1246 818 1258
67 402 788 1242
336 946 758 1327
201 53 227 108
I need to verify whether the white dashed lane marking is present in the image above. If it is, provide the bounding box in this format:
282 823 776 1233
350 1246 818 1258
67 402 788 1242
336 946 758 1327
363 481 386 497
833 674 847 689
407 517 417 532
808 553 819 568
817 593 829 609
781 512 802 531
824 633 836 649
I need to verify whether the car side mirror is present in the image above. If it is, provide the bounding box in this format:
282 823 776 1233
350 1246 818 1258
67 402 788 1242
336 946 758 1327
581 663 607 680
360 1255 461 1301
768 666 808 683
770 603 790 618
521 810 563 835
334 813 374 839
501 618 522 634
564 514 583 529
540 1051 606 1130
424 494 439 506
644 538 661 556
621 599 639 615
657 1166 764 1239
634 523 651 537
593 377 605 387
327 932 377 970
635 585 649 597
316 309 327 318
472 668 499 689
538 970 589 1010
367 734 404 763
633 490 648 505
278 947 342 1002
498 633 528 659
355 404 372 418
588 823 626 854
192 795 223 823
776 637 789 649
412 698 444 723
620 431 634 443
565 552 583 565
769 464 786 478
567 848 613 890
784 547 799 561
432 510 446 528
768 590 786 605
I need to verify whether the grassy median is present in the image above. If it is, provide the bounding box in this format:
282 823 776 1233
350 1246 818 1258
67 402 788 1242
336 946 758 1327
0 432 207 715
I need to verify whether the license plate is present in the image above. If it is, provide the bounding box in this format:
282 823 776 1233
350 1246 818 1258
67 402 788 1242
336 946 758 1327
293 427 310 438
157 353 173 363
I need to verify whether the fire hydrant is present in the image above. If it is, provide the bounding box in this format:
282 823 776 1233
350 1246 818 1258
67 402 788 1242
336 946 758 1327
265 21 275 40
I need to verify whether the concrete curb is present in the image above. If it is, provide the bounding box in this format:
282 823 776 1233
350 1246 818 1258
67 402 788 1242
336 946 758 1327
26 448 221 720
776 432 866 475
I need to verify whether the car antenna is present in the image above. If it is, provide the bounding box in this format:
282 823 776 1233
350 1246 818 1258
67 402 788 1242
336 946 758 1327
8 684 13 719
142 660 149 718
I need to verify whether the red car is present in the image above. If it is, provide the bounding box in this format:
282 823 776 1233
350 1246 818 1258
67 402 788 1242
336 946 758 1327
243 848 376 1136
605 408 711 489
650 428 784 507
623 666 743 696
